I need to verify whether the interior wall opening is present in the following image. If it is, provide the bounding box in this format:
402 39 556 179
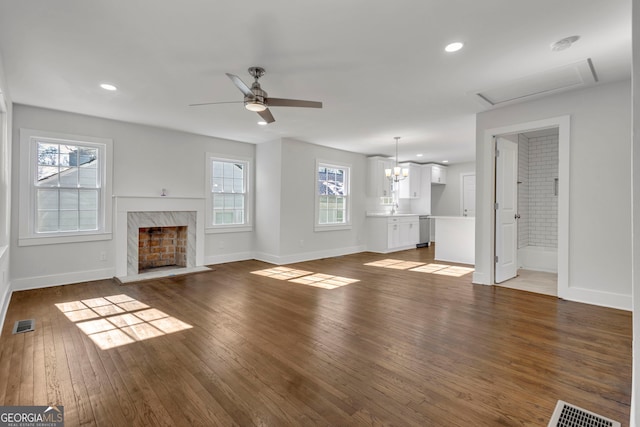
496 127 559 296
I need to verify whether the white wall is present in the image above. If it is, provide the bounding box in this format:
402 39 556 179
254 139 282 261
0 51 12 330
10 104 255 289
431 161 475 216
475 80 632 310
630 1 639 425
254 137 367 264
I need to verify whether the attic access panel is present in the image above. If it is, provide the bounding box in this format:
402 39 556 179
474 59 598 107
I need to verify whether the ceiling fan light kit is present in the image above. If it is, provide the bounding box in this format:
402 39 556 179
190 66 322 124
245 102 266 112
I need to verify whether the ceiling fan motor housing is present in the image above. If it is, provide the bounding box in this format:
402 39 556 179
245 82 267 110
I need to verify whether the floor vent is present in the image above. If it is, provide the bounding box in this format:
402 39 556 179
12 319 35 334
548 400 620 427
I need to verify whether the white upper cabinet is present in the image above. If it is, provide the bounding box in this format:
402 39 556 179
398 163 422 198
429 164 447 184
367 156 394 197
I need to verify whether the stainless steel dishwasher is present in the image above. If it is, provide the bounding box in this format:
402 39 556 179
417 215 430 248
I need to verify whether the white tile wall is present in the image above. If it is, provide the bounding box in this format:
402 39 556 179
517 134 529 249
523 134 558 248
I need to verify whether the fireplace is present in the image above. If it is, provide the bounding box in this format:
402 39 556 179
138 226 188 273
114 196 206 280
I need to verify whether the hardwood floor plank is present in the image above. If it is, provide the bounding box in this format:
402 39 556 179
0 247 631 426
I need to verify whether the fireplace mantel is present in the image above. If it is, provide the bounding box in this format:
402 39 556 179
114 196 206 278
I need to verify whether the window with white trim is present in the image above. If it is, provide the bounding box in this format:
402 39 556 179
19 129 113 246
206 155 251 232
316 161 351 230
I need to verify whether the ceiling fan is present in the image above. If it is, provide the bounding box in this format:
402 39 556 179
189 66 322 124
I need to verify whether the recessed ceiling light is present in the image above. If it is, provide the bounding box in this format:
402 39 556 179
257 121 268 126
550 35 580 52
416 154 423 157
100 83 117 91
442 160 449 163
444 42 464 53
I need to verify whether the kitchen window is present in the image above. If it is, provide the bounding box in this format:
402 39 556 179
206 154 252 232
18 129 113 246
316 161 351 231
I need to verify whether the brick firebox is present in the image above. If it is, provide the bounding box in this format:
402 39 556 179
138 226 188 273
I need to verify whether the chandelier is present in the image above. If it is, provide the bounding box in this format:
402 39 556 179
385 137 408 182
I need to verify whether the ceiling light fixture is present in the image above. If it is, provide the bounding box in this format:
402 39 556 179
442 160 449 163
99 83 117 91
257 121 268 126
245 101 267 112
445 42 464 53
385 137 409 183
550 35 580 52
416 154 423 157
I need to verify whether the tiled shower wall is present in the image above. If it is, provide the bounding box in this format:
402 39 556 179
517 134 529 249
517 133 558 248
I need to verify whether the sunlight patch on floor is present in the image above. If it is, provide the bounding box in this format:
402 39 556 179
251 267 314 280
364 259 425 270
409 263 475 277
55 294 192 350
365 259 474 277
289 273 359 289
251 267 358 289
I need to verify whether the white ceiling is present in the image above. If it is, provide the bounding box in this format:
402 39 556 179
0 1 631 164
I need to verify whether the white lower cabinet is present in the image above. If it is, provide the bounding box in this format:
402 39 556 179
367 216 419 253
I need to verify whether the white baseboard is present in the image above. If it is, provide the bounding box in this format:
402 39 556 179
472 272 491 285
11 267 116 292
204 252 253 265
559 286 632 311
254 245 366 266
0 284 11 335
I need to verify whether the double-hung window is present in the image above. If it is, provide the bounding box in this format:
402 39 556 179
316 161 351 231
206 154 251 232
19 129 113 246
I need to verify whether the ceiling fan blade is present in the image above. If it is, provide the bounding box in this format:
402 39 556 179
257 108 275 123
267 98 322 108
226 73 254 98
188 101 244 107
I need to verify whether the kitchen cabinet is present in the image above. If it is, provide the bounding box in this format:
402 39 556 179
398 163 422 199
431 216 475 264
430 164 447 184
366 215 419 253
367 156 394 197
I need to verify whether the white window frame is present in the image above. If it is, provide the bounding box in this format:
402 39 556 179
205 153 252 234
18 129 113 246
315 159 352 232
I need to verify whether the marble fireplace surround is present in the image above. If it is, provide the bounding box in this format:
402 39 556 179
114 196 205 280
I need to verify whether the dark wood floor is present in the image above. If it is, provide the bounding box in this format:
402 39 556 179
0 247 631 426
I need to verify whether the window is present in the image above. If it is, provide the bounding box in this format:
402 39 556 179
35 142 100 232
19 129 113 246
316 161 351 231
206 154 251 232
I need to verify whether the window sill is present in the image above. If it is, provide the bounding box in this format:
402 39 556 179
206 225 253 234
314 224 352 232
18 232 112 247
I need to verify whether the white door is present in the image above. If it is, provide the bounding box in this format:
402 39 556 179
495 137 518 283
462 174 476 217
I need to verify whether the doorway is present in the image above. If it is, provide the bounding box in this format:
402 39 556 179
461 173 476 217
484 116 568 298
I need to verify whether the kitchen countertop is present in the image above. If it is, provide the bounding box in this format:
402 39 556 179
366 213 420 217
429 216 474 220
